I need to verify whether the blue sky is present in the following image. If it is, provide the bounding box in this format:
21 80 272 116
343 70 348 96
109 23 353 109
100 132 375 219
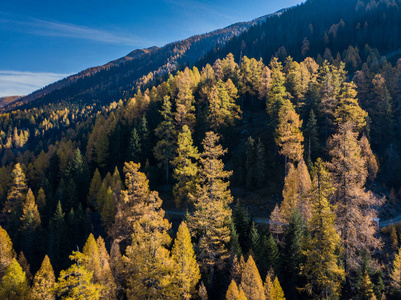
0 0 304 96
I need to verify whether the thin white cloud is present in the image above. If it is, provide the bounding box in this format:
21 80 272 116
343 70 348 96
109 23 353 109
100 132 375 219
0 70 70 97
163 0 234 22
0 17 151 47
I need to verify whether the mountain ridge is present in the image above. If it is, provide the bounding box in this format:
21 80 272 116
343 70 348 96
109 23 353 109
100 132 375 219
10 10 285 110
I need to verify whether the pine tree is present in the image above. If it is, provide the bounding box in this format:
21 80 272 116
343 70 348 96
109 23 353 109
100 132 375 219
100 186 116 233
260 234 280 278
301 158 345 299
189 131 233 288
390 246 401 296
304 109 319 164
31 255 56 300
328 122 382 272
128 127 142 162
171 125 199 208
48 201 66 271
154 96 177 184
281 209 304 299
230 221 242 258
0 258 30 300
240 255 265 300
172 221 201 299
0 225 16 278
87 169 102 208
37 187 46 216
255 138 266 187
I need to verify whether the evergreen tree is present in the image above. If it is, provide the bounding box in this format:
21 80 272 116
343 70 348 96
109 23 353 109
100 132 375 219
100 186 116 233
171 125 199 208
0 225 16 279
31 255 56 300
127 127 142 162
171 221 201 299
87 169 102 208
304 109 319 164
230 221 242 258
189 131 233 288
255 138 266 187
260 234 280 278
240 255 265 300
0 258 30 300
154 96 177 184
281 209 304 299
37 187 46 217
48 201 66 272
301 159 345 299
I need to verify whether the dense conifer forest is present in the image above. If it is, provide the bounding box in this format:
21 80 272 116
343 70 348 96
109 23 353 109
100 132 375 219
2 0 401 299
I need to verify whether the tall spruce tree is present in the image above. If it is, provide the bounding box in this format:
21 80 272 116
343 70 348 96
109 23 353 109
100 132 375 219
154 96 177 184
282 209 304 299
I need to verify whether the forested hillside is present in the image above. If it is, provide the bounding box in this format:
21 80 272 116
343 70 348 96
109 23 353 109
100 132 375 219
1 0 401 299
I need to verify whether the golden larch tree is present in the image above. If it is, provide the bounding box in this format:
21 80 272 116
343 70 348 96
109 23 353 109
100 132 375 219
171 221 201 299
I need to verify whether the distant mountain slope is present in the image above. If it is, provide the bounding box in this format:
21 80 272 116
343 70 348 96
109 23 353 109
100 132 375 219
199 0 401 69
0 96 22 108
12 13 278 110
